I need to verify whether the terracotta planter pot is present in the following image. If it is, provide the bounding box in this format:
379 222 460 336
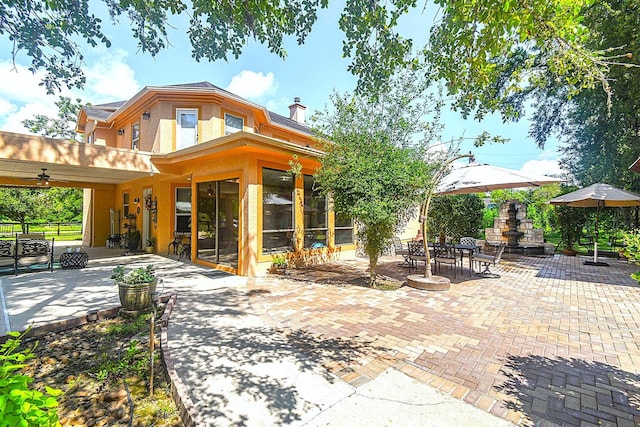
117 280 157 311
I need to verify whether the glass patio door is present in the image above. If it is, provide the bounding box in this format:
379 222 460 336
197 179 239 268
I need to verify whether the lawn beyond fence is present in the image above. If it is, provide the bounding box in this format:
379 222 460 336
0 222 82 241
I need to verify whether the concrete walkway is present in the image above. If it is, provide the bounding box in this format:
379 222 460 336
0 245 514 426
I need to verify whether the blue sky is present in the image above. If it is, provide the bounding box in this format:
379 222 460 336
0 4 562 175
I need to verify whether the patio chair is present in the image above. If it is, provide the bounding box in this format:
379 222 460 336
408 240 429 273
460 236 476 246
472 243 506 278
393 237 410 266
433 243 460 278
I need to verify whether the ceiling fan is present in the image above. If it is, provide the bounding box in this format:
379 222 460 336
23 168 66 186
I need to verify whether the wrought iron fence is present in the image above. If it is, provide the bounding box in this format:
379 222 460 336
0 222 82 238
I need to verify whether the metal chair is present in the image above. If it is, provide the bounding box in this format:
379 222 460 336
433 243 460 278
472 243 506 278
408 241 428 273
393 237 410 266
460 236 477 246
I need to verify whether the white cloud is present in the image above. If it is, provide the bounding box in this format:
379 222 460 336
0 51 139 133
84 49 139 101
225 70 277 101
520 159 564 177
1 102 58 134
0 60 51 104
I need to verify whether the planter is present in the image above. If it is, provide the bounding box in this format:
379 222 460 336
117 280 157 312
145 246 155 254
562 248 577 256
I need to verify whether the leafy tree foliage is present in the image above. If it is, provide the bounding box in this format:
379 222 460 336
0 187 82 230
0 188 48 231
312 73 440 286
21 97 84 141
2 0 623 114
427 194 484 241
511 0 640 191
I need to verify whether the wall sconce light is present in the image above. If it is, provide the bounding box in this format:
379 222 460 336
142 112 151 120
117 129 125 135
133 197 140 204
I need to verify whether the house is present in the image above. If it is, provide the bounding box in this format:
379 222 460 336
0 82 356 275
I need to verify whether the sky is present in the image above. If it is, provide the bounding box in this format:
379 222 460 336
0 4 563 176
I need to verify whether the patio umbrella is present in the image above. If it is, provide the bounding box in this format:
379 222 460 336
548 183 640 266
436 163 564 195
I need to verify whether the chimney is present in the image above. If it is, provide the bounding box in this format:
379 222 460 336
288 97 306 124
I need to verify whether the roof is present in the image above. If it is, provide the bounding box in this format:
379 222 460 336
79 81 311 136
268 111 310 134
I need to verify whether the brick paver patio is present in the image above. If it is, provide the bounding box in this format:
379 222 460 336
248 254 640 426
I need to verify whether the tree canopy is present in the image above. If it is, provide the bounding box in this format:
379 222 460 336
21 97 84 141
2 0 630 118
311 72 439 286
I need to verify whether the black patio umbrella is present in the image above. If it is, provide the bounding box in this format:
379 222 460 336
548 183 640 266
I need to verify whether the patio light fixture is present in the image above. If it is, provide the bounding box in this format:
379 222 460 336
142 112 151 120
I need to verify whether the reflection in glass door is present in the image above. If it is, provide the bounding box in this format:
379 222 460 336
197 179 239 268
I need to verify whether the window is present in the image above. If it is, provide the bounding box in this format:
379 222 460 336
123 193 130 218
177 109 198 149
132 123 140 150
335 214 354 245
262 168 294 254
224 113 244 135
304 175 327 248
175 187 192 232
87 131 94 144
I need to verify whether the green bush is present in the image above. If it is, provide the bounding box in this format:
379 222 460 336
622 232 640 283
0 330 62 426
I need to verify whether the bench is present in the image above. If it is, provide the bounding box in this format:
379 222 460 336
0 234 55 274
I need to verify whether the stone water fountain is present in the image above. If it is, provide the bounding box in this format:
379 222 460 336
484 200 545 254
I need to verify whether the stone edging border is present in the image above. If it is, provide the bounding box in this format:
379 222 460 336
159 294 205 427
0 293 205 427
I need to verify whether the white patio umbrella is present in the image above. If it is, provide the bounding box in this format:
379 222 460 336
436 163 564 195
548 183 640 266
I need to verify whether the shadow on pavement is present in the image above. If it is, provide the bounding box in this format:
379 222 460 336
496 354 640 426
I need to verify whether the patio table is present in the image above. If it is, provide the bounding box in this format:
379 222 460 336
454 244 481 275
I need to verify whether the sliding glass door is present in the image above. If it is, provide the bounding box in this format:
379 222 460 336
196 179 239 268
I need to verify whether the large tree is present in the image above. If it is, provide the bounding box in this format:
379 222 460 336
1 0 626 114
512 0 640 191
0 188 48 231
311 72 439 286
21 96 84 141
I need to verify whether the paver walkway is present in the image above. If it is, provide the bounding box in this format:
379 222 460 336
248 254 640 426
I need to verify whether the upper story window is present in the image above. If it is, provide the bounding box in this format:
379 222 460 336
131 123 140 150
224 113 244 135
176 108 198 150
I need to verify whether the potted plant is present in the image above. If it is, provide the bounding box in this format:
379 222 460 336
145 236 156 254
270 254 288 274
111 265 157 312
126 229 141 252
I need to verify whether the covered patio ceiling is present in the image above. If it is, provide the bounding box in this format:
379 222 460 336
0 131 155 187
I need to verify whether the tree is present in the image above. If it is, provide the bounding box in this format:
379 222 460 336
2 0 626 113
0 188 48 232
311 73 439 286
21 96 84 141
427 194 484 241
514 0 640 192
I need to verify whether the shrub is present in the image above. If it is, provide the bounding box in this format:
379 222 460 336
0 330 62 426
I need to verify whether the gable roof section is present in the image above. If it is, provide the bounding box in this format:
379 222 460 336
268 111 310 134
77 81 311 137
